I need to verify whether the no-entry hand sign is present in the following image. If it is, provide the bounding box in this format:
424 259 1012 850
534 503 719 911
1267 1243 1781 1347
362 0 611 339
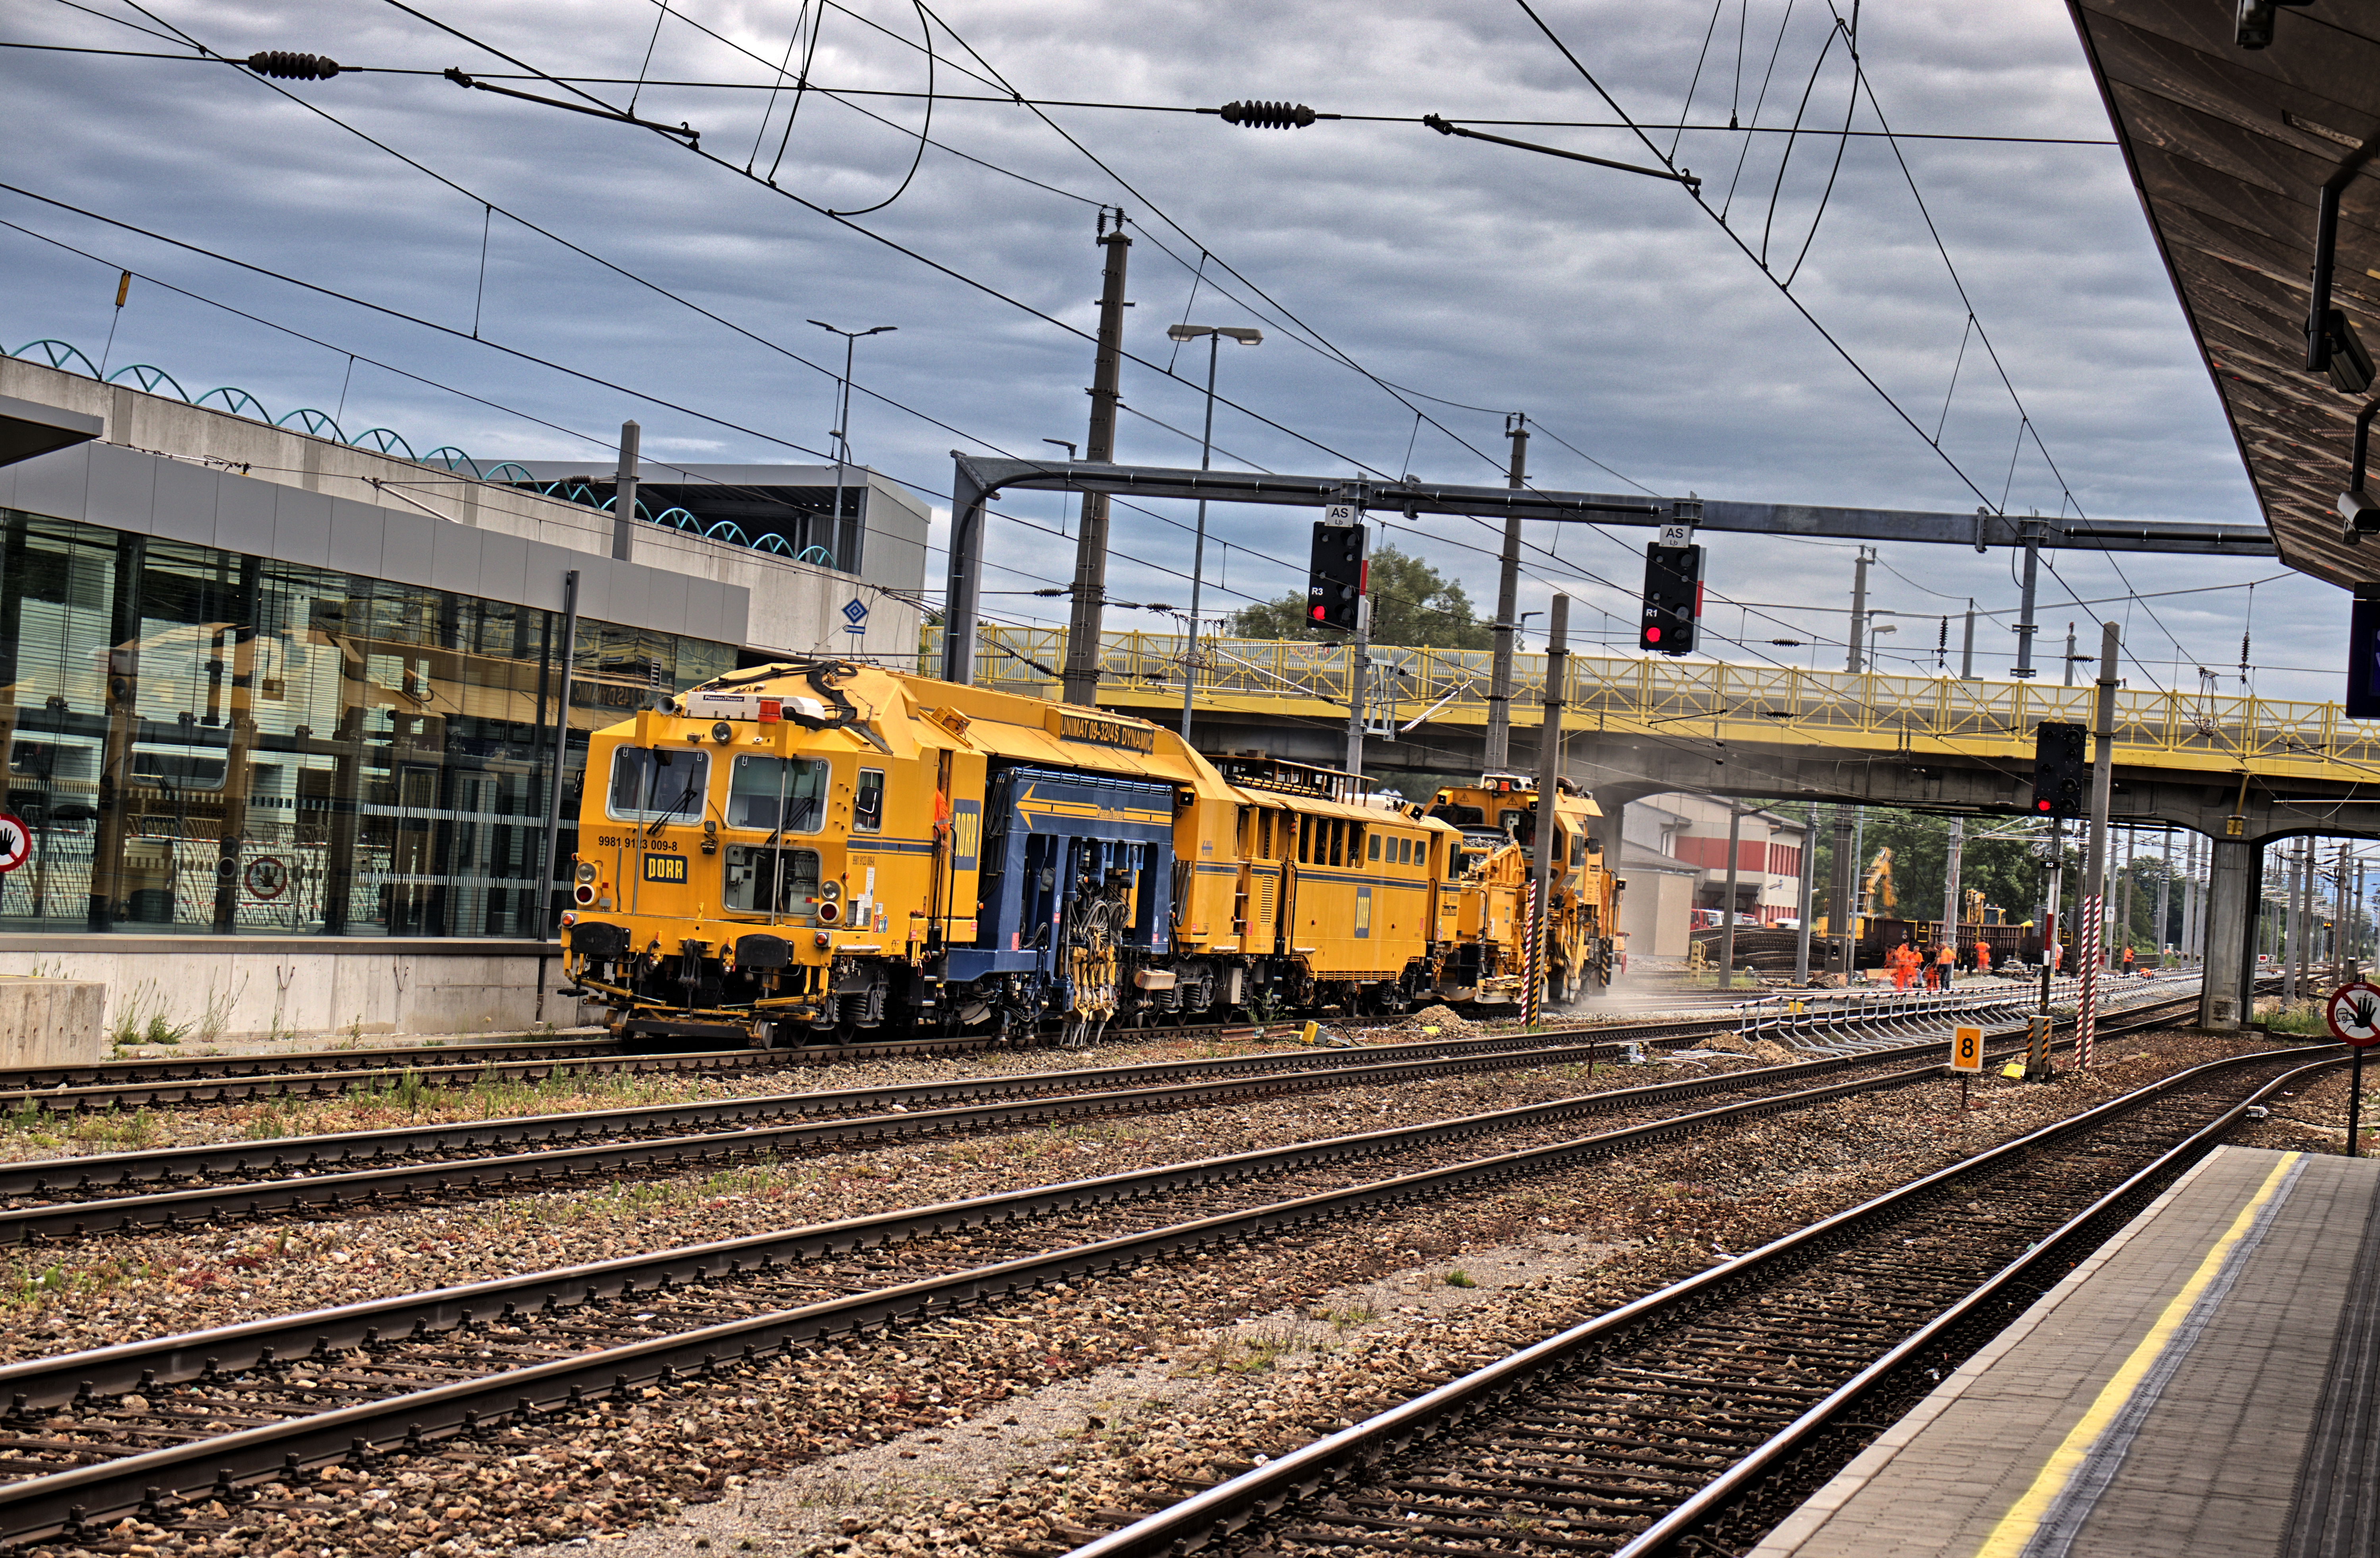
2325 982 2380 1048
0 814 29 875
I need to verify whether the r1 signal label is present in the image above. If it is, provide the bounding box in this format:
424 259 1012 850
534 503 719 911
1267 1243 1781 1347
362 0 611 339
1949 1025 1985 1072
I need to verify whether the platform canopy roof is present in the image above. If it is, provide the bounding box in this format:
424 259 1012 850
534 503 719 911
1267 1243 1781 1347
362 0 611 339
2070 1 2380 590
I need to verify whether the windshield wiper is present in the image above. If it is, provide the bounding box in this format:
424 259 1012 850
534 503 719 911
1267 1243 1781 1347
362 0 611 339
645 781 699 837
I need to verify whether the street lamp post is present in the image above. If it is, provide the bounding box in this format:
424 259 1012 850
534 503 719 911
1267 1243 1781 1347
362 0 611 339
1164 323 1262 741
808 320 895 570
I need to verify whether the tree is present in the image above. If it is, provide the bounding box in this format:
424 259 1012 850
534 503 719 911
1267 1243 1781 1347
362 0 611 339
1790 806 2055 928
1227 545 1492 649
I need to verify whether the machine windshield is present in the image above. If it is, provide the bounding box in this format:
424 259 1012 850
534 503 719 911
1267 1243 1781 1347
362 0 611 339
726 754 830 833
607 746 710 824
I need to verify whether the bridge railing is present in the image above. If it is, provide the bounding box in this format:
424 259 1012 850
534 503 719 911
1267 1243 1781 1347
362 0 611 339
917 627 2380 773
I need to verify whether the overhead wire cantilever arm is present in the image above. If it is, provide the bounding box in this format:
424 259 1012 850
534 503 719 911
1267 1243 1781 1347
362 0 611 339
1421 115 1700 189
442 67 698 143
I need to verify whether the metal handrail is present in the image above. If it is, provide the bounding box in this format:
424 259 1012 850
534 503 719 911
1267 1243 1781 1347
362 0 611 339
925 627 2380 783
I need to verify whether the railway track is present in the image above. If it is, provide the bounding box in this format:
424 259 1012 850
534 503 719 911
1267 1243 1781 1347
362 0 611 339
0 974 2125 1114
0 991 2061 1242
1060 1039 2336 1558
0 989 2221 1547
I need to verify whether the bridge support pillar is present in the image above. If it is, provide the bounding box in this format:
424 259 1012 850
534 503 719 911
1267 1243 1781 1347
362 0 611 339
2200 836 2257 1031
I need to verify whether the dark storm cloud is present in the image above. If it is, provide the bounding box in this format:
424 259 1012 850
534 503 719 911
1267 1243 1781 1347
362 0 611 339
0 0 2346 703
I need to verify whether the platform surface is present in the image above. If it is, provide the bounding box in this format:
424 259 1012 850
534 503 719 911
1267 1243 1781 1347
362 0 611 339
1750 1142 2380 1558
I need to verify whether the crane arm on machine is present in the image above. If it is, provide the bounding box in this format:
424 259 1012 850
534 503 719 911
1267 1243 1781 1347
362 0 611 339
1861 847 1896 916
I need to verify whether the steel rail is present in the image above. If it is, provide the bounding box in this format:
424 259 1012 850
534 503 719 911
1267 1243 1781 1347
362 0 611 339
0 993 2058 1242
0 1014 1680 1113
1611 1057 2340 1556
0 1035 623 1092
1058 1036 2334 1558
0 1044 1990 1412
0 975 2113 1114
0 990 2037 1199
0 1014 2189 1546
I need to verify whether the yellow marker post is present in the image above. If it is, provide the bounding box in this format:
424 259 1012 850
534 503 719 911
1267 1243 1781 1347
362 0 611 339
1950 1023 1984 1113
1299 1019 1320 1047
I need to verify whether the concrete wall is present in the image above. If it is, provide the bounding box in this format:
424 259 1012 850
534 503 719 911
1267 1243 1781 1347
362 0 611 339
0 978 106 1065
0 939 593 1042
0 357 925 663
1619 865 1697 959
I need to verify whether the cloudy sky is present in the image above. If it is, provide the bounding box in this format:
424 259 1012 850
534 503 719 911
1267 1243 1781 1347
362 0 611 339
0 0 2339 704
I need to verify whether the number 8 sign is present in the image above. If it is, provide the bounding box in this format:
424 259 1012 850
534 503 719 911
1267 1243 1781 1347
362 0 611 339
1949 1024 1985 1073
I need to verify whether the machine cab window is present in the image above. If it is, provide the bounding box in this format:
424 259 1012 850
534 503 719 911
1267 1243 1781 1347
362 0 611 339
608 746 711 824
725 755 828 832
854 767 885 833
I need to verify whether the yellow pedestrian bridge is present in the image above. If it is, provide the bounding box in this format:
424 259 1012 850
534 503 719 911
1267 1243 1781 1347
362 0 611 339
922 627 2378 793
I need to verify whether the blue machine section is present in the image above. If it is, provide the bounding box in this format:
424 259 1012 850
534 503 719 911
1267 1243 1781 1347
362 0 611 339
943 765 1178 985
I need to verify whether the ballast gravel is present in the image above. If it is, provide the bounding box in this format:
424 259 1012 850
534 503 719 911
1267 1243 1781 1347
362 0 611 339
0 1026 2295 1558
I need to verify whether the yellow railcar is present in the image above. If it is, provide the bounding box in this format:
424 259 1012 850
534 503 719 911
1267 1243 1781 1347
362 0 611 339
1424 772 1622 1003
562 660 1497 1045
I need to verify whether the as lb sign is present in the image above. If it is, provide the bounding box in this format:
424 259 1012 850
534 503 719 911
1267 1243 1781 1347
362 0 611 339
2326 982 2380 1048
0 813 29 875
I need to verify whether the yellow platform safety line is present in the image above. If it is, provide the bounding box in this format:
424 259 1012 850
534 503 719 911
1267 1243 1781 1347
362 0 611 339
925 629 2380 789
1972 1149 2303 1558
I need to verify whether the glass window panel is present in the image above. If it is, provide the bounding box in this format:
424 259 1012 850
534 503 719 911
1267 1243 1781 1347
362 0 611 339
0 507 732 937
724 754 827 833
608 745 710 824
854 768 885 833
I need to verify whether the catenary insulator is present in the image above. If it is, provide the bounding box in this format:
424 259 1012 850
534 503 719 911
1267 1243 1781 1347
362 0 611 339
1219 100 1317 129
245 51 341 80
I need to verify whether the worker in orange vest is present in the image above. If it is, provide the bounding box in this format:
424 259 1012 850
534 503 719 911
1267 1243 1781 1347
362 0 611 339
2121 945 2136 976
1974 938 1992 977
1935 941 1957 989
1891 941 1917 990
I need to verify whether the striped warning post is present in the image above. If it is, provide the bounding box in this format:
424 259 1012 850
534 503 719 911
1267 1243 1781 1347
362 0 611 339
1522 880 1543 1030
2078 892 2103 1068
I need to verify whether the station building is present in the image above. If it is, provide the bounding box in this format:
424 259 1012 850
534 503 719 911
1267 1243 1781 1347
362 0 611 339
0 354 929 1039
1618 794 1809 957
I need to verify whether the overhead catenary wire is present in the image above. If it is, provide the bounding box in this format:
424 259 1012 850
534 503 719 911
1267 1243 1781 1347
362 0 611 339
100 0 1393 483
0 39 2128 144
37 0 2270 691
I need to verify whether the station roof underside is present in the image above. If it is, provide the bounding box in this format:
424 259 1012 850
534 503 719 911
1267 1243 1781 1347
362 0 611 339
2072 0 2380 590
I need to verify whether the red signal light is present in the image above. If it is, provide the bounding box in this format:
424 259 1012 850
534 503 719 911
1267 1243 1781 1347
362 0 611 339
1645 626 1661 643
1310 605 1326 620
2036 798 2052 812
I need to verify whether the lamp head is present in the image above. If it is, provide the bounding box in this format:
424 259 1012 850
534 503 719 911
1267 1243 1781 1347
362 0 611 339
1168 324 1262 344
2340 488 2380 536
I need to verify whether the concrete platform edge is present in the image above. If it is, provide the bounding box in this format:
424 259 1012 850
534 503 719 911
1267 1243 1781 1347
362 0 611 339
1748 1145 2234 1555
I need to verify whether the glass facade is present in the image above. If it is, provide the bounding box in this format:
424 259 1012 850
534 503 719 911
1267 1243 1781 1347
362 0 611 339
0 509 732 937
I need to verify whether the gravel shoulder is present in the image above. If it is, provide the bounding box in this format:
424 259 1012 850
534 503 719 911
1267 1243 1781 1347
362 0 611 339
9 1027 2291 1558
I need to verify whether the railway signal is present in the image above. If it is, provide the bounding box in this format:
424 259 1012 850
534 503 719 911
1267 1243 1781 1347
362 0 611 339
1638 540 1703 654
2031 721 2088 817
1307 515 1366 632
